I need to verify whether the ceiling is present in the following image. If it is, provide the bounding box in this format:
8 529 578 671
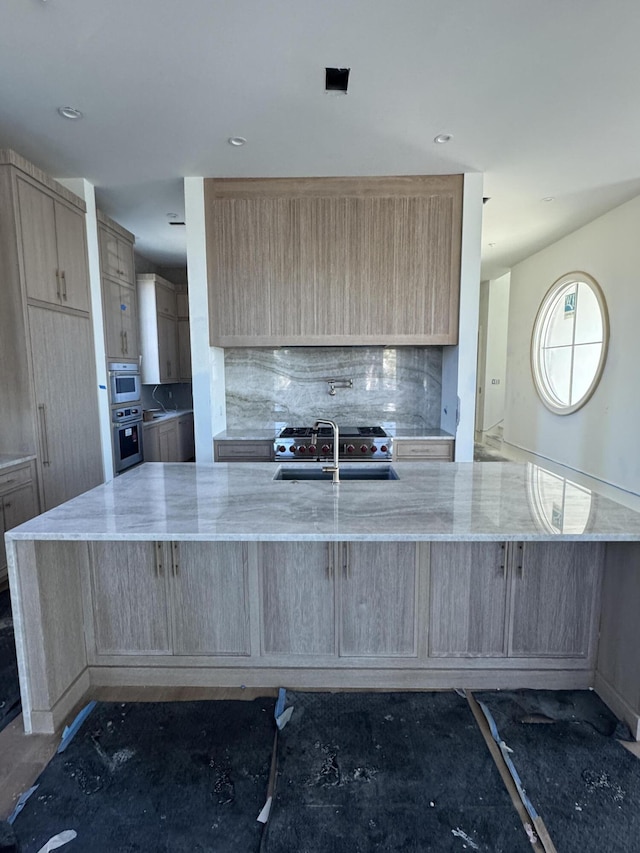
2 0 640 279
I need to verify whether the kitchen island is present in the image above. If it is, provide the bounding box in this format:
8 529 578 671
6 461 640 737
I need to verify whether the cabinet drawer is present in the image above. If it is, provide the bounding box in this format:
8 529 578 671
0 464 32 495
394 440 454 461
155 283 176 318
214 441 274 462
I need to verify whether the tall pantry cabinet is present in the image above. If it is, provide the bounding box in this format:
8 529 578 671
0 150 103 511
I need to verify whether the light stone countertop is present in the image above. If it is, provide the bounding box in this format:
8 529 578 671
0 454 36 471
6 461 640 543
142 408 193 425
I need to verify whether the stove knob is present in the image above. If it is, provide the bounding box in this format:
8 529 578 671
277 445 286 453
370 445 377 453
309 445 317 454
298 445 306 454
346 444 355 454
322 444 331 454
360 445 368 453
380 445 388 453
289 445 296 454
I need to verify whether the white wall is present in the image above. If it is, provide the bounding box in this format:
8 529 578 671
478 272 510 433
442 172 483 459
504 194 640 495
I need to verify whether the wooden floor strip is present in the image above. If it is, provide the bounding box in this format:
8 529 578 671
464 689 555 853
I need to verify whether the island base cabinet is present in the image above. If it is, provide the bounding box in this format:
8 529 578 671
171 542 250 655
429 542 509 657
339 542 420 657
259 542 335 656
428 541 603 665
89 541 171 656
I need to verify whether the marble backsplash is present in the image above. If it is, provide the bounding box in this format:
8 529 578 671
224 347 442 429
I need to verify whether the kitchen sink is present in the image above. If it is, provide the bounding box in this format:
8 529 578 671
274 465 399 481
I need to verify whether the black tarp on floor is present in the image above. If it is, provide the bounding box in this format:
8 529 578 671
0 589 20 732
13 699 276 853
474 689 640 853
262 691 532 853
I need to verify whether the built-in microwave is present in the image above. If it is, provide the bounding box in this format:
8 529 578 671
108 362 141 405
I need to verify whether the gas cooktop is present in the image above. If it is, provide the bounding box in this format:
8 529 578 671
275 425 391 461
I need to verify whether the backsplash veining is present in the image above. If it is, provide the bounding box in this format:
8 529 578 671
224 347 442 429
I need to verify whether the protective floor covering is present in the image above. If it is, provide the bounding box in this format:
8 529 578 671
13 699 276 853
474 689 640 853
262 691 532 853
0 589 20 731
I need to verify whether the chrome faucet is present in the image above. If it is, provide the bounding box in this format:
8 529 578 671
312 419 340 484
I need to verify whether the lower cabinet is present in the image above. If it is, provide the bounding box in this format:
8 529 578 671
429 541 602 662
144 415 194 462
258 541 422 660
88 541 250 658
393 438 454 462
214 439 274 462
0 462 39 587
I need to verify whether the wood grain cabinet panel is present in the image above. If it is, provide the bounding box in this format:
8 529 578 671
0 465 39 587
429 542 509 656
137 274 180 384
89 541 171 656
205 175 462 346
394 439 454 462
259 542 335 655
171 542 250 655
29 307 103 510
509 542 602 658
339 542 419 657
17 177 90 312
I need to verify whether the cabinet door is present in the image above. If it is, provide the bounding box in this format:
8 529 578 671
339 542 418 657
429 542 508 657
0 482 39 579
158 421 179 462
17 178 59 305
171 542 250 655
155 283 176 318
119 285 138 358
509 542 601 658
260 542 335 655
102 277 125 358
90 541 170 655
178 317 191 380
54 200 90 313
143 424 161 462
29 307 103 510
177 416 194 462
116 236 134 283
157 314 178 381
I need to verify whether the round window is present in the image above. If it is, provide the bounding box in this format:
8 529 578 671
531 272 609 415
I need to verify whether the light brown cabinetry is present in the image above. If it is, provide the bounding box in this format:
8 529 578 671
205 175 463 346
0 462 39 588
394 438 455 462
176 291 191 381
17 176 90 313
428 541 602 662
98 212 138 360
88 541 250 659
143 414 194 462
258 541 423 660
137 274 179 383
0 150 103 512
214 439 274 462
176 414 195 462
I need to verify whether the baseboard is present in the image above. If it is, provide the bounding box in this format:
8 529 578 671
25 668 91 735
594 671 640 741
89 665 593 692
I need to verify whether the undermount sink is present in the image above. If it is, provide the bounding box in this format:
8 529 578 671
274 465 399 481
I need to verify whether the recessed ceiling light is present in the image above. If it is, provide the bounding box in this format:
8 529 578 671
542 196 555 202
57 106 83 120
434 133 452 144
228 136 247 147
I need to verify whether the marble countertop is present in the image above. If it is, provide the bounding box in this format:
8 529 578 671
143 409 193 425
7 461 640 543
0 454 36 471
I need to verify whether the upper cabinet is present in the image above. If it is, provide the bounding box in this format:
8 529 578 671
97 211 138 361
17 175 90 313
205 175 463 347
137 274 179 383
